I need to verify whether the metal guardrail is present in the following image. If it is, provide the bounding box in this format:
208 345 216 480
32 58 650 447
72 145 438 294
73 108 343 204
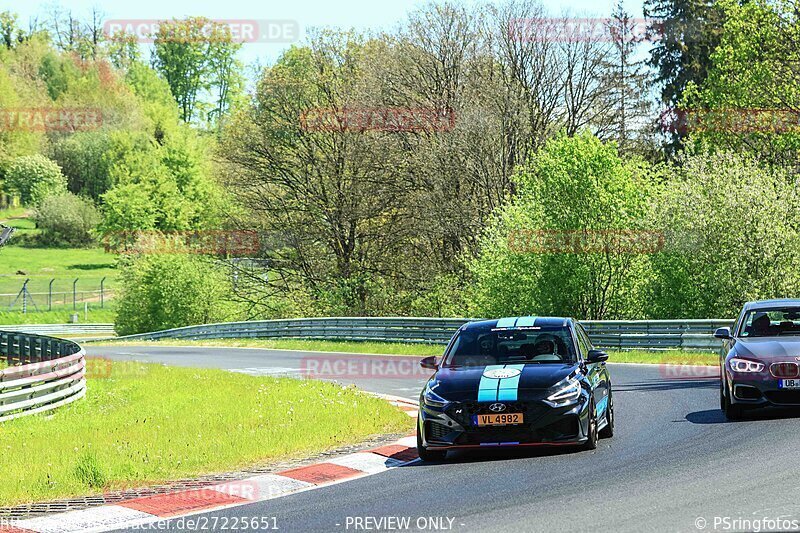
0 331 87 422
0 324 116 337
116 317 735 352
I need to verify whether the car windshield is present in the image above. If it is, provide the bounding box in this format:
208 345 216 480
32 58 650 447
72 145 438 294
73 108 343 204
444 324 577 367
739 307 800 337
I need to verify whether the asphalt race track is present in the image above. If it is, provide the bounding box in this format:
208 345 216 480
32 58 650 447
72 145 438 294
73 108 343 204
87 345 800 533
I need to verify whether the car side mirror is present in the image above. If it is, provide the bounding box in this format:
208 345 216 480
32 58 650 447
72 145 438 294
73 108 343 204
586 349 609 363
714 327 732 340
420 356 439 370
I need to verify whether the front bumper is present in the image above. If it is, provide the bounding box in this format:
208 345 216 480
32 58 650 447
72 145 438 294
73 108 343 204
418 397 591 449
727 371 800 408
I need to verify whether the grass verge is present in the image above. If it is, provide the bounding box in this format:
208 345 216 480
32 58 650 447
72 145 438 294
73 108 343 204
91 338 718 364
0 306 117 325
0 361 413 506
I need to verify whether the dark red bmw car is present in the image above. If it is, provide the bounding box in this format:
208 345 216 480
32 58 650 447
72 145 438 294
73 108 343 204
717 299 800 419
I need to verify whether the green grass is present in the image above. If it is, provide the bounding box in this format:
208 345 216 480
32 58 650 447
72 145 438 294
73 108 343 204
607 349 718 366
0 361 413 506
0 305 117 325
91 338 717 365
92 338 446 356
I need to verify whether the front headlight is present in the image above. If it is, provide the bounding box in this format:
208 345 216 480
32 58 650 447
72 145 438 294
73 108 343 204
729 358 765 373
544 378 582 407
423 382 449 408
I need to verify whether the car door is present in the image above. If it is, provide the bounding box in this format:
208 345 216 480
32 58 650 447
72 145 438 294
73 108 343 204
577 324 610 414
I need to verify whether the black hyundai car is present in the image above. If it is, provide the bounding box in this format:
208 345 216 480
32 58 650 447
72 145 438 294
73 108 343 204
717 299 800 420
416 316 613 461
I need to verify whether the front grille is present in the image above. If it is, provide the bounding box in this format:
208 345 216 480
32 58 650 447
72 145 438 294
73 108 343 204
765 390 800 405
444 401 548 428
770 362 800 379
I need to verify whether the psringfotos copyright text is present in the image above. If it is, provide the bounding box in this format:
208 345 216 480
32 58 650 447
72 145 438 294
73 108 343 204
696 516 800 532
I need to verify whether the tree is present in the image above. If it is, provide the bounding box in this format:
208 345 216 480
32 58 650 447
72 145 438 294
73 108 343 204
219 32 413 315
34 191 100 246
680 0 800 168
644 0 726 150
152 18 243 125
645 151 800 318
600 1 656 155
115 254 236 335
4 155 68 205
469 133 654 319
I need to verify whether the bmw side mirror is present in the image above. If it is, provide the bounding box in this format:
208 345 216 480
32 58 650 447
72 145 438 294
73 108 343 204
714 327 732 340
586 350 609 364
420 356 439 370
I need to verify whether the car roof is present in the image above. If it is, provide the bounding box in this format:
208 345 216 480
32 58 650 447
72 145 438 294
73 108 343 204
463 316 572 330
743 299 800 311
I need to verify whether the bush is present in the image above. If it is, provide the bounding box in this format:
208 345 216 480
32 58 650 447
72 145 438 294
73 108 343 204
115 254 236 335
4 154 68 205
33 192 101 246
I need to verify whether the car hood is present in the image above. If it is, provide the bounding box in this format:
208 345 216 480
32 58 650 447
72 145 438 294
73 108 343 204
429 363 578 402
732 337 800 361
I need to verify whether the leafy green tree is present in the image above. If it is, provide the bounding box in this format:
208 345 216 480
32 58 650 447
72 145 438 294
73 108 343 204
644 0 727 150
50 132 114 199
115 254 236 335
469 133 653 319
4 154 67 205
34 191 100 246
681 0 800 166
645 151 800 318
152 18 243 125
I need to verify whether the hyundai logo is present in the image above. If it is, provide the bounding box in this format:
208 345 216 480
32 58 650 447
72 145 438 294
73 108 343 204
489 403 507 413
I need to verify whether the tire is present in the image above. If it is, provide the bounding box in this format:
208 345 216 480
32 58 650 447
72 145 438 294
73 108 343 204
722 385 744 421
417 427 447 462
719 377 726 411
582 400 599 450
598 394 614 439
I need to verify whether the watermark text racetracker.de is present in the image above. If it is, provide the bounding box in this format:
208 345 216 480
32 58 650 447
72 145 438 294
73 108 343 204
301 355 434 380
104 19 299 43
0 107 103 132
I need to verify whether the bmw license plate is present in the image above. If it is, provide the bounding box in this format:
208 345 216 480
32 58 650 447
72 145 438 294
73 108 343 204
779 379 800 389
473 413 524 426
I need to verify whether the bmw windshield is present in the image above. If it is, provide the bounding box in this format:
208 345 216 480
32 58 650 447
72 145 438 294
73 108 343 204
739 307 800 337
444 324 578 367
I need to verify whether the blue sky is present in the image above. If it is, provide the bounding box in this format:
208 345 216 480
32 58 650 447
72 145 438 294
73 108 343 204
2 0 647 68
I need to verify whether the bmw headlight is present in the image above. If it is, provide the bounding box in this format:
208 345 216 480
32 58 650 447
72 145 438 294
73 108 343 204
729 358 765 373
423 382 449 408
544 378 582 407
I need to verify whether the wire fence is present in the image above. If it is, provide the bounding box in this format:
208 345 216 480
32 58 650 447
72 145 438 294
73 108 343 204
0 278 115 313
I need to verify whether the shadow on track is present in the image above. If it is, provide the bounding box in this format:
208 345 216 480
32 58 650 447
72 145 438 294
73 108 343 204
686 407 800 424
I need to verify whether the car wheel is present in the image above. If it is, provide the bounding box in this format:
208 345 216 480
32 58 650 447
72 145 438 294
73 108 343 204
722 385 744 421
416 427 447 462
719 377 726 411
582 400 598 450
599 395 614 439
